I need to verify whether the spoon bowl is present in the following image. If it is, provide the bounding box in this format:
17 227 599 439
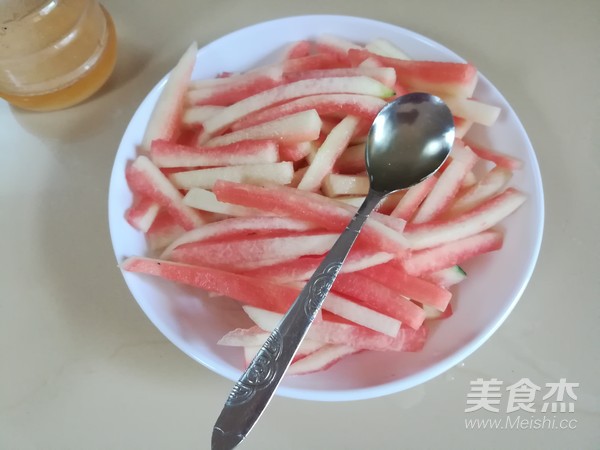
213 93 456 449
367 92 454 193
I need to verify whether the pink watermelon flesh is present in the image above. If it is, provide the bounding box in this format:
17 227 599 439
125 155 205 231
411 143 479 223
212 180 408 255
284 67 396 88
142 42 197 150
347 49 478 98
359 262 452 311
187 68 283 106
169 232 338 271
241 249 392 284
461 140 524 170
125 197 160 232
244 305 427 352
283 40 312 60
287 344 360 375
332 272 426 330
230 93 386 131
161 216 317 257
390 175 437 221
404 188 526 250
121 257 298 313
281 53 348 73
402 230 504 276
145 210 185 252
150 139 279 168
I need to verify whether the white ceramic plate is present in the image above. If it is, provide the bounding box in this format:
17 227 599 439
108 15 544 401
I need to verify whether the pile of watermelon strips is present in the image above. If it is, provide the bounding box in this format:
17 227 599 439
121 35 526 376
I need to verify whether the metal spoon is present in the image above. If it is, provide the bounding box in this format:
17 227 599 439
212 92 455 450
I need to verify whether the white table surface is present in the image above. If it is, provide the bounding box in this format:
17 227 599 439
1 1 599 449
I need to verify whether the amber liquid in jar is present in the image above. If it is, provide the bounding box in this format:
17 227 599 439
0 0 117 111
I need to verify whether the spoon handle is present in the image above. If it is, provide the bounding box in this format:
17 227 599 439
212 189 385 450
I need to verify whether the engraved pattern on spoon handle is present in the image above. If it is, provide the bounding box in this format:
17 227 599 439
213 189 385 448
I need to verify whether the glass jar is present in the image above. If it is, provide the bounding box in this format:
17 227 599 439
0 0 117 111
